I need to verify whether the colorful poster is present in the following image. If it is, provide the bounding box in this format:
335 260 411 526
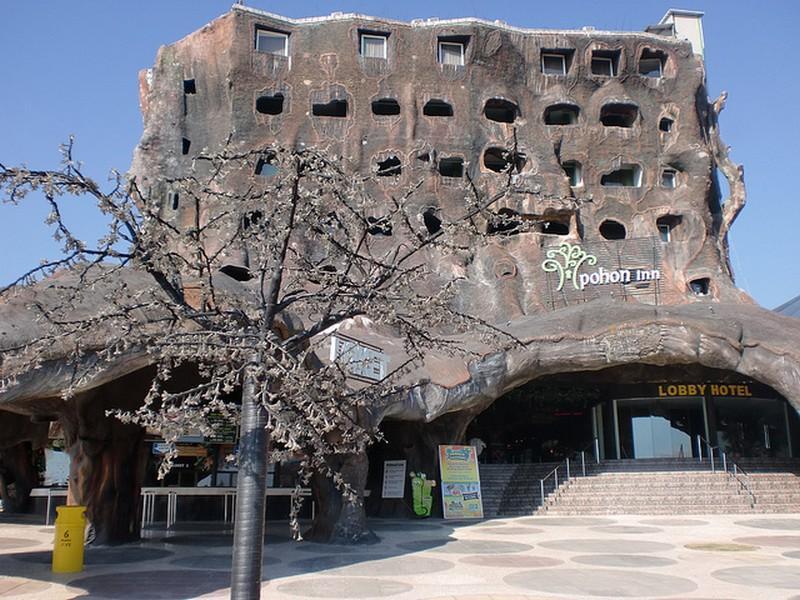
438 445 483 519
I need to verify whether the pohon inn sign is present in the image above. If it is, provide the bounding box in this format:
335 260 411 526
542 241 661 292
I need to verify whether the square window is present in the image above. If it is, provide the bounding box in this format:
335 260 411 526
361 34 387 59
661 170 677 188
541 53 566 75
438 41 464 66
562 162 582 186
591 56 614 77
639 58 663 77
256 30 288 56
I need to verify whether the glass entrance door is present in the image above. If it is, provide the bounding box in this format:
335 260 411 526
617 397 705 459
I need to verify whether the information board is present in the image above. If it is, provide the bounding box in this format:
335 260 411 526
381 460 407 498
438 445 483 519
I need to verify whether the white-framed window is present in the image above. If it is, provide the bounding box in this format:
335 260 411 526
639 50 666 78
657 223 671 242
361 34 388 59
255 30 288 56
438 41 465 66
661 169 677 189
541 53 567 75
591 56 615 76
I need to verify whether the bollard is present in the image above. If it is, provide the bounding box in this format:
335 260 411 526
52 505 87 573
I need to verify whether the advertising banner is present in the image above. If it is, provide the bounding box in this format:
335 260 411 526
438 445 483 519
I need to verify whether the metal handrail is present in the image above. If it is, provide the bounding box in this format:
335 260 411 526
539 437 600 507
695 434 756 506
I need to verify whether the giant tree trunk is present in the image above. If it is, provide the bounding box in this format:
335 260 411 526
0 442 39 513
306 451 377 544
60 392 146 545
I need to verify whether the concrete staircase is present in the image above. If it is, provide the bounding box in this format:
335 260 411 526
479 463 558 517
537 458 800 515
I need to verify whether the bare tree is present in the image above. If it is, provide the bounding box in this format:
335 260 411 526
0 139 519 597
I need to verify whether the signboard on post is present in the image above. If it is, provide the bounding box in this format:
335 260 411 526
438 445 483 519
381 460 407 498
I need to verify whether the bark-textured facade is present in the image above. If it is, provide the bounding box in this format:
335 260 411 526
2 7 799 543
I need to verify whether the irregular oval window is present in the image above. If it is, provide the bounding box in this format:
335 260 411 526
256 93 285 115
484 98 518 123
372 98 400 116
423 99 454 117
601 165 642 188
544 104 579 125
599 219 626 240
600 103 638 128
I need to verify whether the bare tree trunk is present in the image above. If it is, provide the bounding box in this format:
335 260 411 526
230 364 269 600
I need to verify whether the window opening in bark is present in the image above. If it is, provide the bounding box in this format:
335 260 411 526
600 103 638 128
170 192 179 211
422 208 442 234
256 93 285 115
541 49 573 75
659 117 674 132
423 99 454 117
542 221 569 235
639 49 666 77
689 278 710 296
183 79 196 94
601 164 642 187
661 169 677 189
243 211 263 229
182 138 191 155
220 265 253 281
599 219 627 240
367 216 393 236
416 152 430 162
312 99 348 117
438 41 465 65
255 158 278 177
360 33 388 59
544 104 579 125
371 98 400 116
657 215 682 242
376 156 401 177
256 29 289 56
438 157 464 177
591 50 619 76
484 98 518 123
487 208 521 235
562 161 582 186
483 147 525 173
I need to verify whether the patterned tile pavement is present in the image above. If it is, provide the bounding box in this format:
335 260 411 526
0 513 799 598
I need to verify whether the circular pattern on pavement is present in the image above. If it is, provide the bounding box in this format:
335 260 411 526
639 518 709 527
472 526 543 536
460 554 563 568
303 554 455 577
504 568 697 597
713 565 800 589
10 547 173 565
590 525 663 534
539 538 673 554
0 579 51 597
295 542 365 553
0 538 40 550
67 569 231 599
784 550 800 560
160 533 289 547
735 518 800 531
170 554 281 569
685 542 756 552
572 554 677 568
277 577 412 598
519 517 615 527
397 538 533 554
734 535 800 548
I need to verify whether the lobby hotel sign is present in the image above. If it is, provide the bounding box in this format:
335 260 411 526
542 241 661 291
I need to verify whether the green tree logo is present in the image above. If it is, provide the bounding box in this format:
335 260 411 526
541 242 598 291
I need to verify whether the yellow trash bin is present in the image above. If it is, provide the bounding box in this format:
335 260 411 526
52 505 87 573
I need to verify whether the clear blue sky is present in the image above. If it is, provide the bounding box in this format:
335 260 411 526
1 1 798 308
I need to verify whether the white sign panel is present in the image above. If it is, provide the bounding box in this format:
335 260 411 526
330 334 388 382
382 460 407 498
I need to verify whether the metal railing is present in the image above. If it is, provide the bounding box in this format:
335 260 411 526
695 434 756 506
539 437 600 508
